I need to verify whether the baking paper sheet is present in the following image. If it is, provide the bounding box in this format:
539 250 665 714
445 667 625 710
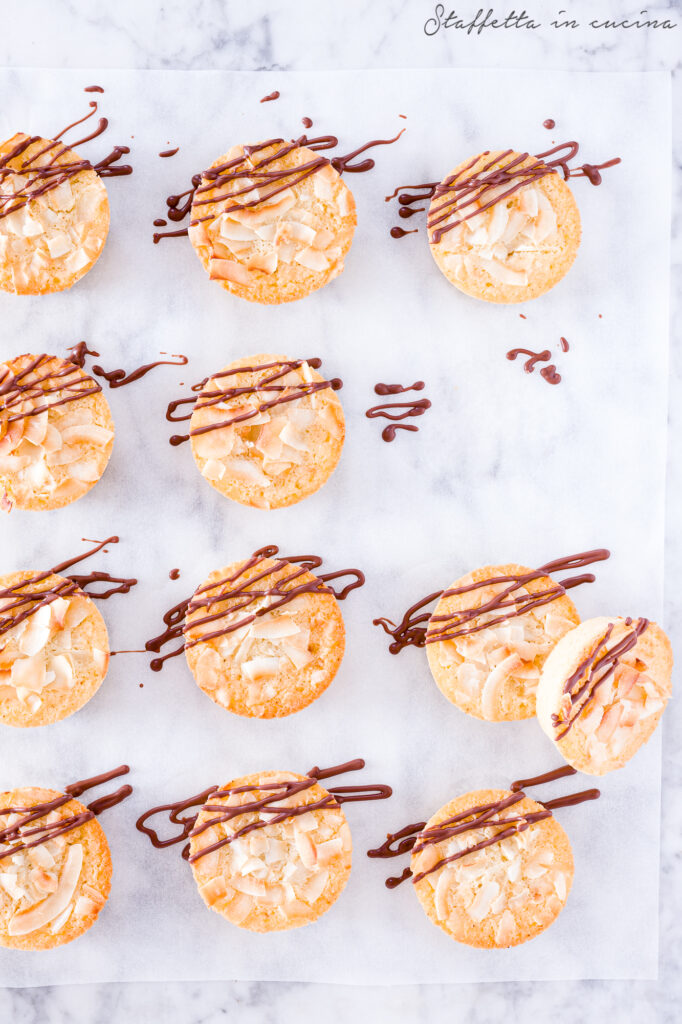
0 68 671 985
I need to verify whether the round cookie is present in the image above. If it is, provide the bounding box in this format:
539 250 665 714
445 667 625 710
536 616 673 776
189 770 352 932
0 133 109 295
0 353 115 511
425 563 580 721
427 150 581 303
188 354 344 510
411 788 574 948
0 571 109 727
0 786 112 949
184 554 345 718
188 140 356 304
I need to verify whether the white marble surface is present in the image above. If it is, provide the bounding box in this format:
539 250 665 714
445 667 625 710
1 1 681 1021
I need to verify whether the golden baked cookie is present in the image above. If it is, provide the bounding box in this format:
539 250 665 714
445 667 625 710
0 786 112 949
0 134 109 295
189 770 352 932
428 149 581 303
0 353 114 512
425 563 580 721
0 571 109 727
188 140 356 303
187 353 344 510
411 788 574 948
536 616 673 775
184 553 345 718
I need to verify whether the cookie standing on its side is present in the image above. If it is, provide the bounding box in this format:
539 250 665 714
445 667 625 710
536 616 673 775
0 353 115 512
428 149 581 303
425 563 580 721
189 770 352 932
410 789 574 948
0 134 110 295
184 553 346 718
188 140 356 304
0 571 109 727
0 787 112 950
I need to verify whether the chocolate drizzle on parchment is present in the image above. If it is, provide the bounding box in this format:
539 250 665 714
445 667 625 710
165 357 341 447
136 758 391 862
153 128 404 243
145 544 365 671
366 381 431 442
0 765 132 861
367 764 599 888
374 549 610 655
0 536 137 642
386 141 620 240
0 91 132 223
552 617 649 739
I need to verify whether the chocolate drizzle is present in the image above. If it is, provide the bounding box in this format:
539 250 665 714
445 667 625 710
366 381 431 442
145 544 365 671
0 353 101 426
386 141 620 242
543 119 556 130
136 759 391 862
159 148 179 158
153 129 404 243
0 765 131 861
552 618 649 739
368 766 600 888
0 96 131 223
166 357 341 446
66 342 100 369
260 91 280 103
0 536 136 642
374 548 610 654
92 353 188 390
507 339 567 386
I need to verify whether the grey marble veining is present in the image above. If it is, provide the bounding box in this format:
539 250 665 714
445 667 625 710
1 1 681 1021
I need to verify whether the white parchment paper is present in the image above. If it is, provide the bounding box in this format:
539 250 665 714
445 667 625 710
0 68 671 985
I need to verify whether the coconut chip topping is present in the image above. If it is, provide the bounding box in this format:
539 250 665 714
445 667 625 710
0 354 114 510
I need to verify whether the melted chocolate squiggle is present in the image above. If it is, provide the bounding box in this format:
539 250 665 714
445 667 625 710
374 548 609 654
366 381 431 442
0 353 101 426
0 536 136 640
0 765 132 861
386 141 620 242
0 97 131 222
92 354 188 390
552 617 649 739
136 758 391 861
368 767 599 888
166 357 341 446
506 347 562 386
145 544 364 671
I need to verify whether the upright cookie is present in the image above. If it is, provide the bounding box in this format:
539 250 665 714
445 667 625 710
184 551 345 718
0 353 114 511
189 770 352 932
186 354 344 510
0 787 111 949
188 140 356 303
425 563 580 721
0 571 109 727
536 616 673 775
427 149 581 303
0 134 109 295
410 789 574 948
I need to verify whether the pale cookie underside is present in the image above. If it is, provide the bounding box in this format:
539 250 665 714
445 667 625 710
190 771 352 932
425 564 580 721
412 789 574 948
184 558 345 718
0 572 110 727
0 134 110 296
188 143 356 304
0 787 111 950
189 354 345 510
